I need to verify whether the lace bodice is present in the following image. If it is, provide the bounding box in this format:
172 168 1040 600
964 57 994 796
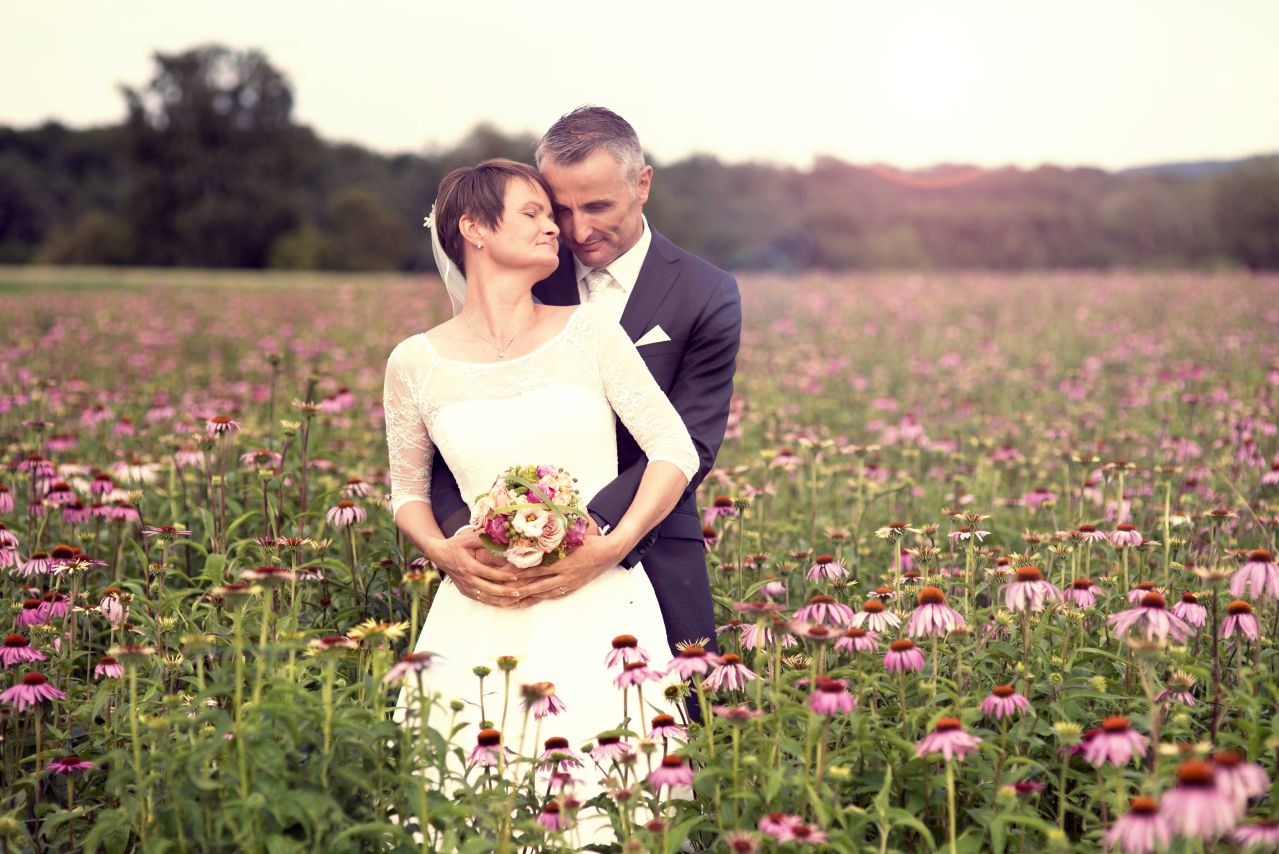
383 304 698 518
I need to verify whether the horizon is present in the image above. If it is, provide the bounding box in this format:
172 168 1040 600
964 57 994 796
7 0 1279 172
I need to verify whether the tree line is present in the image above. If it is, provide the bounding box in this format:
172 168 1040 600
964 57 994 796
2 45 1277 272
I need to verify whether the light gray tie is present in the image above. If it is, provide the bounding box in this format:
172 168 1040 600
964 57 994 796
585 267 620 305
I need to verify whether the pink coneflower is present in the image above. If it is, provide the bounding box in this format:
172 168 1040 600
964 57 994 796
835 626 879 653
702 526 719 549
981 684 1030 720
647 754 695 789
41 591 69 620
884 638 926 673
713 704 765 722
739 618 796 651
1220 600 1260 641
666 644 720 681
1110 524 1143 548
538 736 585 771
1104 796 1171 853
16 551 55 578
46 755 95 775
722 831 762 853
915 717 983 761
89 473 115 496
906 587 966 638
1209 750 1270 810
1159 760 1238 840
648 713 687 740
0 672 67 711
605 634 649 667
702 653 757 692
205 416 241 436
1065 577 1100 608
325 500 366 528
851 599 901 632
1230 550 1279 601
1234 822 1279 849
788 823 829 846
0 486 13 514
1155 671 1197 707
588 734 632 764
16 598 47 628
703 495 739 527
758 812 804 842
1108 592 1195 643
949 525 990 544
467 729 507 768
141 524 192 541
1171 592 1207 627
62 502 90 524
18 455 56 478
806 554 847 581
1127 582 1161 605
521 682 567 719
0 525 17 548
239 449 284 469
614 660 664 689
1 634 46 668
1083 717 1148 768
94 655 124 679
42 482 76 506
809 677 857 715
795 594 855 626
109 501 140 523
536 800 567 832
99 590 128 626
1003 566 1061 612
1077 523 1110 543
382 652 434 685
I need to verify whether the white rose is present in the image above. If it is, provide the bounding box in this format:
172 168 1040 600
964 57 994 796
538 513 566 551
504 545 545 569
511 507 550 538
469 495 496 529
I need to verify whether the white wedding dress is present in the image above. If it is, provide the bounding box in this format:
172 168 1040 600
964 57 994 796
382 303 697 845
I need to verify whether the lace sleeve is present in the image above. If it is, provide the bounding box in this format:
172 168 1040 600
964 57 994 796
595 310 698 481
383 341 433 518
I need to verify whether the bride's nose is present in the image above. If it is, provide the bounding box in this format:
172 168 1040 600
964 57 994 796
543 217 559 238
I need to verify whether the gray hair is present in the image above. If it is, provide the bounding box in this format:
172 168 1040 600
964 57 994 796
535 106 646 182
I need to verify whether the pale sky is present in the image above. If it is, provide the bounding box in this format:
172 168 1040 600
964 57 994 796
6 0 1278 170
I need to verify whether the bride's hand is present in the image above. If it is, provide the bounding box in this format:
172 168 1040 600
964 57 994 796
509 530 626 607
428 528 525 608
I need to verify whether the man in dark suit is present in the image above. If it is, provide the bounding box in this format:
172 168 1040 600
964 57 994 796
426 106 741 657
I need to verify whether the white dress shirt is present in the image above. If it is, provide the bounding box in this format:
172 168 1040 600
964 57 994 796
573 216 652 323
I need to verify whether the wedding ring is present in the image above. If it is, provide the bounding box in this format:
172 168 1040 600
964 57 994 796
558 585 566 596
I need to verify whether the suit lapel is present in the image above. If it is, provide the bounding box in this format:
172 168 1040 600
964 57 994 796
533 244 581 306
619 229 680 341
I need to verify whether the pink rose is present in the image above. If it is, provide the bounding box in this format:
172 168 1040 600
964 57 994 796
538 514 566 551
565 516 588 549
485 516 510 545
536 465 557 478
504 545 544 569
527 480 556 504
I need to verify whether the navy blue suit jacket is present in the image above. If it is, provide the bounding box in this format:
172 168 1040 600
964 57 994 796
429 228 742 653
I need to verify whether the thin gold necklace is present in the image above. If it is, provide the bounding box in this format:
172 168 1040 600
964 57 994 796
460 310 537 359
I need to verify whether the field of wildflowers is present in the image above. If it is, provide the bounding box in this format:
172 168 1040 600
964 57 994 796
2 266 1279 852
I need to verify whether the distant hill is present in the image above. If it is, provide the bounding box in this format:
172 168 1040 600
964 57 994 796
1119 153 1279 179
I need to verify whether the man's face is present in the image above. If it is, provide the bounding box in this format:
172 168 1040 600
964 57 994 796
540 149 652 269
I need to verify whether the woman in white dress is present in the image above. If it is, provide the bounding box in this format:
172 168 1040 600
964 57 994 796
382 159 697 845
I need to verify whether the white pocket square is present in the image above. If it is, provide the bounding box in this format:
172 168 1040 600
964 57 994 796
635 325 672 347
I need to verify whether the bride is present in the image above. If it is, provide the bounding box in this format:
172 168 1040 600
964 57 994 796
382 158 696 845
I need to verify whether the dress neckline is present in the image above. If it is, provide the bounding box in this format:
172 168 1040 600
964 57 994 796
418 305 584 366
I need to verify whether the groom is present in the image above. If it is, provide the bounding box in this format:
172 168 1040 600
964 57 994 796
428 106 742 656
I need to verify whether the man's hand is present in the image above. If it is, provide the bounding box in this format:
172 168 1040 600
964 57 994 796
427 528 524 608
510 529 625 607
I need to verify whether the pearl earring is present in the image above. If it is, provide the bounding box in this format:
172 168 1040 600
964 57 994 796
476 242 483 250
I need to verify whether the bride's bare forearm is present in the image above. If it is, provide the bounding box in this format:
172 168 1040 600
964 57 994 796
606 461 689 558
393 502 448 560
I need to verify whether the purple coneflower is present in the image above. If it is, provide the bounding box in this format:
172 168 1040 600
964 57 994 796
536 800 566 832
205 416 241 436
1065 577 1101 608
326 500 366 528
1077 523 1109 543
806 554 847 581
1159 760 1238 840
1234 822 1279 849
99 589 128 626
722 831 761 853
1220 600 1260 641
1083 716 1148 768
16 598 47 629
835 626 879 653
141 524 192 541
1110 524 1143 548
851 599 901 632
1155 670 1197 707
884 638 926 673
614 660 664 689
521 682 567 718
1104 796 1171 853
809 676 857 715
647 754 695 790
94 655 124 679
949 525 990 545
0 672 67 711
915 717 983 761
467 728 507 768
605 634 649 668
589 733 632 763
1108 592 1195 643
1210 750 1270 810
1004 566 1061 612
1171 591 1207 627
702 653 757 691
906 587 966 638
666 643 720 681
17 551 55 578
41 591 69 620
1127 582 1161 605
648 713 687 740
46 755 95 775
788 823 829 846
981 684 1030 720
713 704 765 722
539 736 585 771
758 813 803 842
795 594 854 626
0 634 46 668
382 652 434 685
703 495 738 527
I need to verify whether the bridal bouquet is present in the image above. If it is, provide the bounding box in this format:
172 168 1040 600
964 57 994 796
470 465 590 569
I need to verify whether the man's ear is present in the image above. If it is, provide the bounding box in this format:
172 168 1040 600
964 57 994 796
635 165 653 205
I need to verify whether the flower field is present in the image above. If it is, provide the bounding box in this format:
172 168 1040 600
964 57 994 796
3 266 1279 853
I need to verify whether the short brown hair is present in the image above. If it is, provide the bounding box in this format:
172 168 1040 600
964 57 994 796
434 159 552 276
